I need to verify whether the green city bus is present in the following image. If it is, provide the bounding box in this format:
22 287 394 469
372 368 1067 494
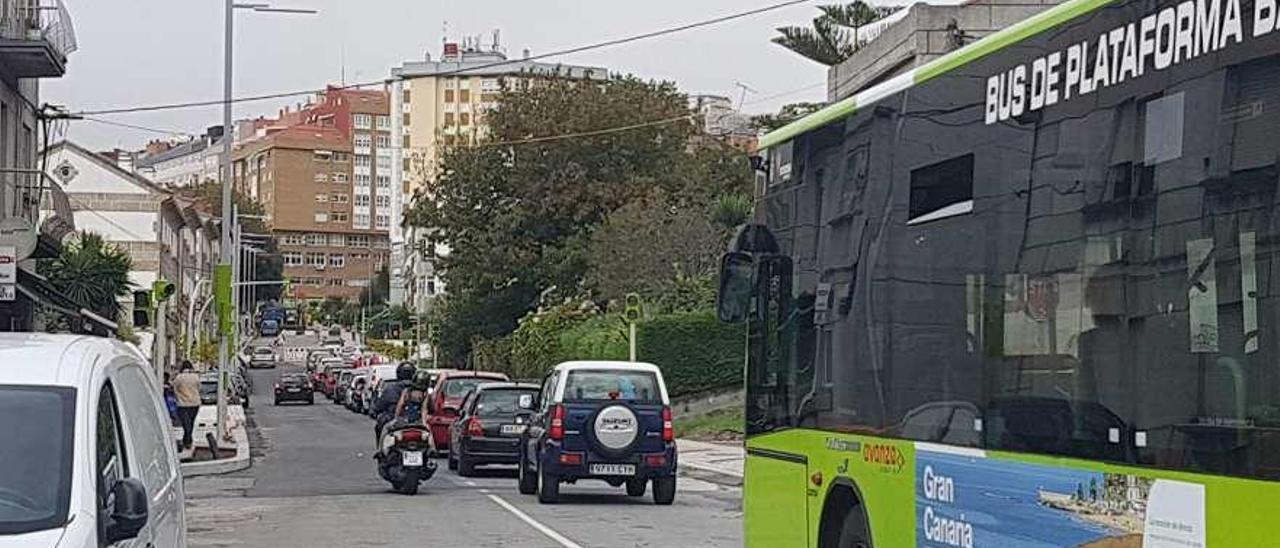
718 0 1280 545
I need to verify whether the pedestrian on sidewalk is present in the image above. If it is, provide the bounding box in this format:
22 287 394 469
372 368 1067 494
163 372 180 427
173 360 202 450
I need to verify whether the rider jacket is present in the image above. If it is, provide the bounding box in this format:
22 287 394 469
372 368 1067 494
373 380 406 420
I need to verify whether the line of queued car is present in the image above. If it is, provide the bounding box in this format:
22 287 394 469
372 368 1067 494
315 350 681 505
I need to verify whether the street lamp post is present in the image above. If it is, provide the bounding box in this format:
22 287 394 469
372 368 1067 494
216 0 317 441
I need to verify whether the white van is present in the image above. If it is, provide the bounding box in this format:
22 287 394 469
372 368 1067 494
0 334 186 547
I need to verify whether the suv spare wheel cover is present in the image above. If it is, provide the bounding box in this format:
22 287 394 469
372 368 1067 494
593 404 639 450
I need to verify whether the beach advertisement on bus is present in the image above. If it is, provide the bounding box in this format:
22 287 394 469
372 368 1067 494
914 444 1205 548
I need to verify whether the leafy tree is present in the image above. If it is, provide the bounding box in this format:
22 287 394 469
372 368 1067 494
319 297 345 323
772 2 886 65
185 181 283 302
751 102 827 132
40 232 133 321
359 267 390 306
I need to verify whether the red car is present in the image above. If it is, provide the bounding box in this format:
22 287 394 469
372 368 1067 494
427 370 509 450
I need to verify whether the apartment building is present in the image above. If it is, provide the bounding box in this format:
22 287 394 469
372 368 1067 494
388 40 604 309
232 87 392 302
135 125 227 188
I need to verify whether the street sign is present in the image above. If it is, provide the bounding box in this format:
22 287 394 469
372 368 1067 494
0 245 16 302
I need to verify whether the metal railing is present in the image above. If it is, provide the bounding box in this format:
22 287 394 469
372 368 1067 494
0 0 77 58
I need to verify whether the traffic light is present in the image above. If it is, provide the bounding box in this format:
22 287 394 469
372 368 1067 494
152 280 176 305
133 290 151 328
623 293 643 323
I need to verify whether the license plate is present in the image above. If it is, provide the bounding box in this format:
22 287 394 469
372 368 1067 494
402 451 423 466
590 464 635 476
500 424 526 435
287 388 300 392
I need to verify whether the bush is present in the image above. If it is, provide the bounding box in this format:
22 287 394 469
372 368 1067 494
635 311 743 396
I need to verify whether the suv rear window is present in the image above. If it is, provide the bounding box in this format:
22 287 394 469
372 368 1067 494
563 370 661 403
0 386 75 535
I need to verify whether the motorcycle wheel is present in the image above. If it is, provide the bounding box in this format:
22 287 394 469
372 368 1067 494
400 468 420 495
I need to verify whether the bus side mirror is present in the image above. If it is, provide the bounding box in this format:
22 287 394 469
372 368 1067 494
717 252 754 324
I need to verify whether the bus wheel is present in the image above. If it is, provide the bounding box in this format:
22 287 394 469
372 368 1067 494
819 484 871 548
836 509 870 548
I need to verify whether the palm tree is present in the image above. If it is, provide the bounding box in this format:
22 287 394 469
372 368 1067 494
41 232 133 321
772 2 887 66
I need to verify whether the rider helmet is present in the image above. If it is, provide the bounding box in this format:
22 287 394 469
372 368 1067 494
395 362 416 381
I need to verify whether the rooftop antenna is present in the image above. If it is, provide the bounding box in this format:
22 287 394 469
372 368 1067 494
492 29 501 52
733 81 758 110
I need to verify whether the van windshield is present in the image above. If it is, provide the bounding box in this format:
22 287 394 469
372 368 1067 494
0 386 75 535
564 370 661 404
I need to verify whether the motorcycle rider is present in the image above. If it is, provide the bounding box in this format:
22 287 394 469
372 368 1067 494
394 370 431 425
373 363 416 450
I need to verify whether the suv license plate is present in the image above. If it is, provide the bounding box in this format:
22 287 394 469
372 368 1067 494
500 424 526 435
590 464 635 476
402 451 424 466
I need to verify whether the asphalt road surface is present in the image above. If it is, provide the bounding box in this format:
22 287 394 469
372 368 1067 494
185 333 743 547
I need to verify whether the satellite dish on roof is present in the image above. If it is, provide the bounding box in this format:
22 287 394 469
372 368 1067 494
0 217 37 261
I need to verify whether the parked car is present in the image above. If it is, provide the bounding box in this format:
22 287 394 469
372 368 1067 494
426 370 510 450
274 373 315 405
249 346 278 369
361 364 400 413
0 333 187 546
199 373 245 407
316 358 345 396
448 382 541 476
260 318 281 337
333 370 357 405
323 366 352 398
518 361 676 505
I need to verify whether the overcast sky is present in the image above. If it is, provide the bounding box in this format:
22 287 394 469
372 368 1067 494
46 0 836 151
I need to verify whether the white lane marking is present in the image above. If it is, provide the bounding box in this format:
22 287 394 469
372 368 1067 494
486 493 584 548
465 480 477 486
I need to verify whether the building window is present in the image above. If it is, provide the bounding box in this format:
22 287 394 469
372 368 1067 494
314 150 333 162
327 278 344 287
354 194 371 207
314 212 329 223
375 215 390 229
315 193 329 203
376 175 391 189
348 235 370 247
460 112 471 126
354 155 371 168
328 233 345 246
481 78 500 92
376 134 390 148
353 213 371 229
305 252 325 266
427 280 436 295
403 134 411 149
376 115 391 130
376 155 392 171
283 233 306 245
305 233 326 246
354 133 372 149
328 254 346 267
376 195 391 208
333 173 349 183
444 112 455 126
444 89 455 103
333 152 349 163
283 252 304 266
334 193 349 203
354 174 371 187
332 211 349 222
403 113 411 126
444 78 456 89
402 89 411 104
459 89 471 103
354 113 372 129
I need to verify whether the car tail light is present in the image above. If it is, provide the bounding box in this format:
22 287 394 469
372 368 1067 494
662 406 674 442
549 404 565 441
273 383 280 390
398 429 425 443
646 454 666 467
559 452 582 465
467 417 484 437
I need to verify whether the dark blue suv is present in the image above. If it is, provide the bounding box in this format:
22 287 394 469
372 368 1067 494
517 361 677 505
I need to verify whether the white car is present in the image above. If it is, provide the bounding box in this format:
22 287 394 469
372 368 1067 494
0 333 186 547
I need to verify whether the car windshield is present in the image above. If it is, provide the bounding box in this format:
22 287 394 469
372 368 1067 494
0 386 74 535
563 370 661 403
475 389 539 417
443 377 501 398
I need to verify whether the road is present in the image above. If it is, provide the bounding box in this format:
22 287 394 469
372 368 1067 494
184 333 743 547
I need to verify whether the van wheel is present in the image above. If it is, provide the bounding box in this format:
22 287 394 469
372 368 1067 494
652 476 675 505
537 461 560 504
626 478 646 497
517 449 537 495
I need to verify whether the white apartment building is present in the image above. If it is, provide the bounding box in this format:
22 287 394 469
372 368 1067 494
135 126 227 188
387 40 604 310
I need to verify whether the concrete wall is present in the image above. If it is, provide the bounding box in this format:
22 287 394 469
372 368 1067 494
829 0 1061 100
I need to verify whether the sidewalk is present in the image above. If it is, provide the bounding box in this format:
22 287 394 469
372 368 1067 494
178 404 252 477
678 438 743 486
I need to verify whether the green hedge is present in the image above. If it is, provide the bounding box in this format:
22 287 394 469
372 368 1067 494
477 308 744 397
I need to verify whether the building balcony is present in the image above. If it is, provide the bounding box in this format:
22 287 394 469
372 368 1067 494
0 0 76 78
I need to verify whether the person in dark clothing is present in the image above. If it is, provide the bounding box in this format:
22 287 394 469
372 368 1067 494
374 363 417 449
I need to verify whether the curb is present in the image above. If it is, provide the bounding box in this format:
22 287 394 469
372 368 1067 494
180 415 251 478
680 461 743 487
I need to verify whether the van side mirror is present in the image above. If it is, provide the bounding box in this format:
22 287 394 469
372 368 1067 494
105 478 149 544
717 252 755 323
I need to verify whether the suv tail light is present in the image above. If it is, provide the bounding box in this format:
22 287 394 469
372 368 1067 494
549 404 565 441
467 417 484 437
662 406 674 442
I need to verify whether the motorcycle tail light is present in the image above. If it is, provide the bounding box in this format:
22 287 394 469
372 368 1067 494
398 429 425 443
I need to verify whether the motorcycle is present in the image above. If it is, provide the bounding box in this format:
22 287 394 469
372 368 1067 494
376 422 437 495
